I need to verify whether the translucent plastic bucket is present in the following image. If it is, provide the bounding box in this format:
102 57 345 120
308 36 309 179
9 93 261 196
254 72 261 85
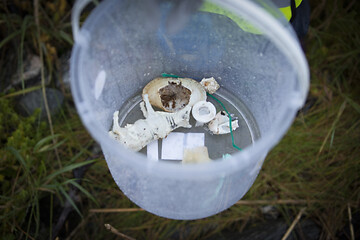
70 0 309 219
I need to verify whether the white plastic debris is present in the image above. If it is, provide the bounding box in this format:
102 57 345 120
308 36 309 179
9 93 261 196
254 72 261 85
109 94 192 151
222 153 232 160
182 146 211 164
142 77 206 112
192 101 216 126
208 111 239 135
200 77 220 94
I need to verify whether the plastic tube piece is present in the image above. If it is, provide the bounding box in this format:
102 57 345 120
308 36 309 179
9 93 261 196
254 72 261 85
191 101 216 124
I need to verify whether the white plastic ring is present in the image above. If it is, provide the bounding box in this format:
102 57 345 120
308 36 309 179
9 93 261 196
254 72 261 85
192 101 216 124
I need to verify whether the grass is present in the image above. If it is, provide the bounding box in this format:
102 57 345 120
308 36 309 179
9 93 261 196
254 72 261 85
1 0 359 239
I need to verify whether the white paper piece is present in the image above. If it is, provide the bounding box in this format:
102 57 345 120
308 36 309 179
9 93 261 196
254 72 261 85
147 140 159 161
161 132 185 160
184 133 205 149
161 132 205 160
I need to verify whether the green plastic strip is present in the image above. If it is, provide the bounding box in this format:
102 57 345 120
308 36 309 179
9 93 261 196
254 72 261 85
161 73 181 78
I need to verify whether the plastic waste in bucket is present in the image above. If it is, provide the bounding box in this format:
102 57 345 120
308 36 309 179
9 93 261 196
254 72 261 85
70 0 309 219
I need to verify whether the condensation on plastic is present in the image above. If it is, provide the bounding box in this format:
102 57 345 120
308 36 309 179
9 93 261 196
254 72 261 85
70 0 309 219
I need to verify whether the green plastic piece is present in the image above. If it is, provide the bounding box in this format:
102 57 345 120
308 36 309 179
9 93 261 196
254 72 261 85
161 73 181 78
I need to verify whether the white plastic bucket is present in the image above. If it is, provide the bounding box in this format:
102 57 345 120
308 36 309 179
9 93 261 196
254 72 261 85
70 0 309 219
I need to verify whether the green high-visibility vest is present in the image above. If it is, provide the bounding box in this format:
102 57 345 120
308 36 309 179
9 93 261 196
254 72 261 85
278 0 303 21
201 0 303 34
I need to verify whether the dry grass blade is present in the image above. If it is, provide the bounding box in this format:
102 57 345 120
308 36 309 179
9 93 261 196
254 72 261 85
235 199 318 205
36 187 56 194
90 208 145 213
89 199 339 214
105 223 136 240
1 86 42 98
281 207 307 240
15 223 36 240
33 0 62 169
89 199 314 214
347 203 355 240
318 101 346 155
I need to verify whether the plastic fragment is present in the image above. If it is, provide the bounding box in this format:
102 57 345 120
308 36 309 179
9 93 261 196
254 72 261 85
192 101 216 126
182 146 212 164
208 111 239 135
109 94 191 151
200 77 220 94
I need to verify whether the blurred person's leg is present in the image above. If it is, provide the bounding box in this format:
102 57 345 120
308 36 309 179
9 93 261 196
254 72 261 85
290 0 310 39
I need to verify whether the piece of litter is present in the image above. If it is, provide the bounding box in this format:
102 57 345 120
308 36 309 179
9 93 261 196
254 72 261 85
109 94 191 151
192 101 216 125
147 140 159 161
222 153 232 160
206 93 242 151
200 77 220 94
184 133 205 149
161 132 185 160
183 146 211 164
208 111 239 135
161 132 205 160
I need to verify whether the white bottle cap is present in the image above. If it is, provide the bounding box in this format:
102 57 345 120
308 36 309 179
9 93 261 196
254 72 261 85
191 101 216 124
